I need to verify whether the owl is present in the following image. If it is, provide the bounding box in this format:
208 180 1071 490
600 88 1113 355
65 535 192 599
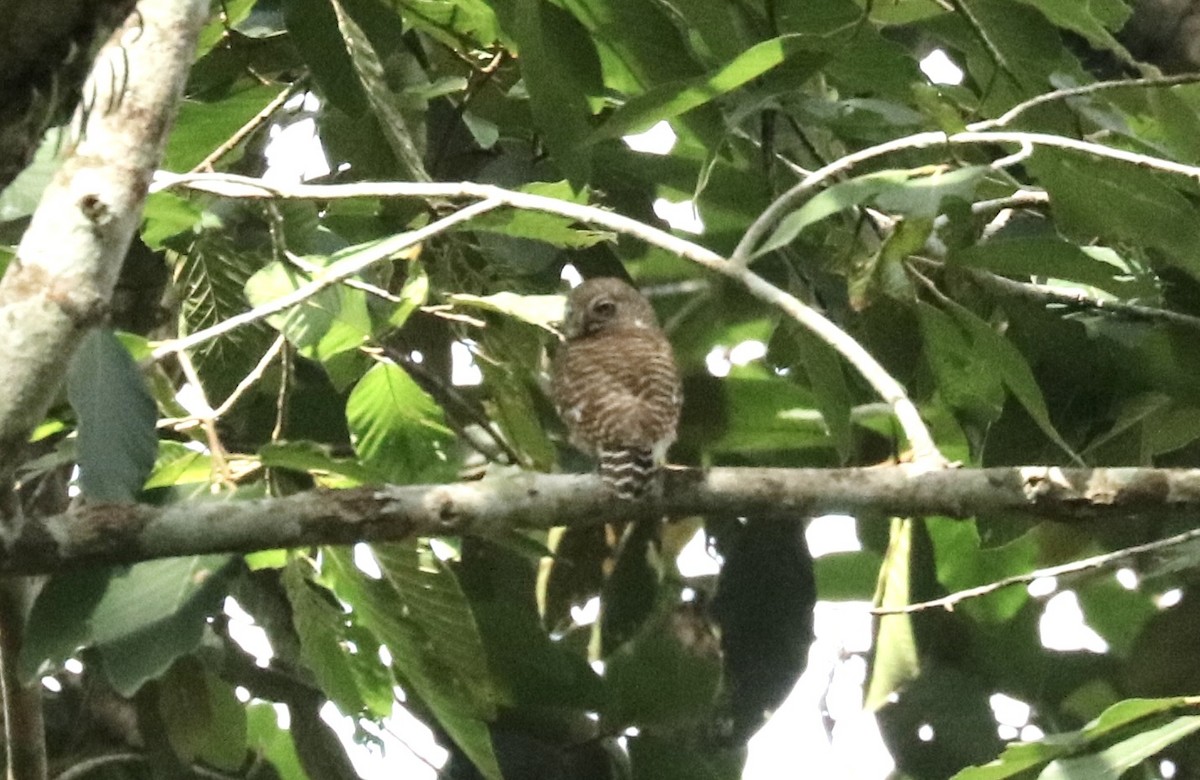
551 277 682 499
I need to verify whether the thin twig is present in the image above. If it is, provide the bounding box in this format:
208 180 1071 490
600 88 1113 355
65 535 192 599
970 73 1200 132
190 82 305 173
377 344 522 465
160 334 287 431
285 251 402 302
874 525 1200 615
154 172 948 468
967 266 1200 333
148 198 504 362
54 753 143 780
176 349 232 485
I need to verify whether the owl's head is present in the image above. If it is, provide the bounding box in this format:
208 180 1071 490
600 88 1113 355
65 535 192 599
562 277 659 339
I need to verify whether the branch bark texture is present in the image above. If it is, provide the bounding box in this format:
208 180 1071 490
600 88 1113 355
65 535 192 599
0 0 209 486
1 466 1196 575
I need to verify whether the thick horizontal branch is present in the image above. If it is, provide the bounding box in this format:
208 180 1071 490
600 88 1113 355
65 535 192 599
4 466 1200 574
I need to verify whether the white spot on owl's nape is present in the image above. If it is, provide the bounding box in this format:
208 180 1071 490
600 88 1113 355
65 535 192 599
561 264 583 288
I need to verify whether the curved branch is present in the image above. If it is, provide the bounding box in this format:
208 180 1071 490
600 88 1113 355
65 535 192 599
969 73 1200 132
5 465 1200 574
152 173 947 467
731 129 1200 267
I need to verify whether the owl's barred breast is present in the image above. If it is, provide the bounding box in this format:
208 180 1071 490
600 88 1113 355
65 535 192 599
551 327 681 454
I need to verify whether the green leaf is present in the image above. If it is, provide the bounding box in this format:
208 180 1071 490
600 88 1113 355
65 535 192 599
22 556 235 695
144 440 214 489
259 440 383 485
284 561 389 718
864 518 919 711
0 129 64 221
322 545 505 779
759 166 987 257
244 260 372 365
917 302 1006 434
393 0 499 47
1026 150 1200 279
953 697 1200 779
628 731 745 780
951 238 1153 300
815 551 883 601
162 84 284 171
158 658 248 771
141 192 203 251
466 183 615 248
941 299 1082 463
387 264 429 328
506 0 600 180
1042 715 1200 779
329 0 429 180
345 361 458 484
605 595 721 726
592 34 806 141
67 329 158 501
283 0 368 115
926 517 1037 622
1009 0 1131 54
247 703 306 780
448 291 566 333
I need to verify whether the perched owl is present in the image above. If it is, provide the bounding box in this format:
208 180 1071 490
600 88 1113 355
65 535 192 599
551 277 682 499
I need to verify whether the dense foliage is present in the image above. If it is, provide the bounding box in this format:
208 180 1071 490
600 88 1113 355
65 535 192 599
5 0 1200 778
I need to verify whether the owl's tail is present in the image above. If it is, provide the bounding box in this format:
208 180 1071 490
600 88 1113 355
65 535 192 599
598 448 658 500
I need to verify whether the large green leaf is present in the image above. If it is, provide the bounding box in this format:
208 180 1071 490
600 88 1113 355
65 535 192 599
247 703 306 780
244 259 372 370
345 361 458 484
284 560 392 718
940 299 1081 462
504 0 601 181
951 238 1155 300
760 166 987 257
1009 0 1131 54
322 545 505 779
22 556 236 695
591 34 807 141
329 0 429 180
158 657 248 771
283 0 368 115
1026 149 1200 279
925 517 1037 622
162 83 284 172
67 329 158 502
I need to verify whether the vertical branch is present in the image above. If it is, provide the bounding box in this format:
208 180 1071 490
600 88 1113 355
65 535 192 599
0 2 211 779
0 0 210 485
0 577 43 780
0 481 43 780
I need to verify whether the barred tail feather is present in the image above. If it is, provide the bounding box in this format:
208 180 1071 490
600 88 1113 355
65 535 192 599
598 448 659 500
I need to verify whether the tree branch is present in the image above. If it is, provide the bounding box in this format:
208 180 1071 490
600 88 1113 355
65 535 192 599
731 129 1200 268
968 73 1200 132
0 0 209 487
150 173 947 467
0 466 1196 574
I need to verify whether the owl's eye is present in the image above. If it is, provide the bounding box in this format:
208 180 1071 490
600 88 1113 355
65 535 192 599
592 299 617 318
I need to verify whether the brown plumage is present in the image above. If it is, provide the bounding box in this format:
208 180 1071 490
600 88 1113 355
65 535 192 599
551 277 682 499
